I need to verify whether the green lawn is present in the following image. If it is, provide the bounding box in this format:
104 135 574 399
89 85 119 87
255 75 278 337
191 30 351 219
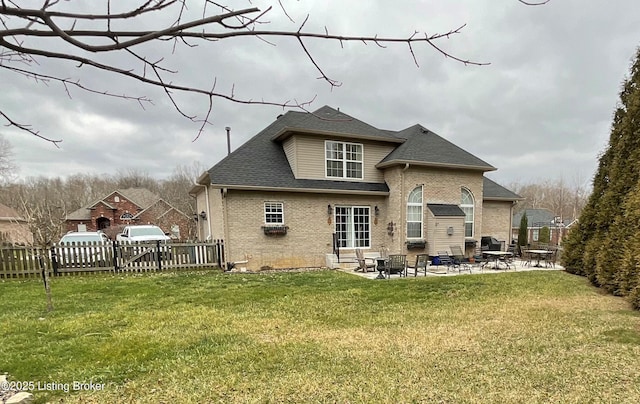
1 270 640 403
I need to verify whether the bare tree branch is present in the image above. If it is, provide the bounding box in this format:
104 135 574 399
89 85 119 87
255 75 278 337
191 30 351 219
0 110 62 145
0 1 550 144
518 0 550 5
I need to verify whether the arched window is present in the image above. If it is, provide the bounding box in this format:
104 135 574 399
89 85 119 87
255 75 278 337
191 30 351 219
461 188 474 238
407 186 423 238
120 212 134 221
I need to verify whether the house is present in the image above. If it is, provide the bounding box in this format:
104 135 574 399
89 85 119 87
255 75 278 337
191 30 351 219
0 202 33 245
65 188 193 240
191 106 521 271
512 208 573 246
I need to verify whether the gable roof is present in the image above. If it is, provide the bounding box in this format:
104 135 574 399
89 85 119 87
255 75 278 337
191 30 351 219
203 106 503 194
512 208 572 228
66 188 162 221
203 107 390 194
0 202 26 222
271 105 402 143
378 125 496 171
117 188 161 209
134 199 190 220
483 177 522 201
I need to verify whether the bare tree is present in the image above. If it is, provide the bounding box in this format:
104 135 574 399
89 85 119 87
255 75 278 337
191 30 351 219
4 178 68 246
113 168 160 192
0 1 548 145
0 164 202 244
161 161 205 215
0 133 16 183
510 177 589 221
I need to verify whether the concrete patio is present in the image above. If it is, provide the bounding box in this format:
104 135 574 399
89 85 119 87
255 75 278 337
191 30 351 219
340 259 564 280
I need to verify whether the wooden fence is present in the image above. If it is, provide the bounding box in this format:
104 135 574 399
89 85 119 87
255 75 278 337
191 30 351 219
0 240 225 279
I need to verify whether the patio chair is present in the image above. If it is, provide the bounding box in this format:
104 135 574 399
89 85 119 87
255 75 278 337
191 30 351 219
449 245 472 273
385 254 407 278
499 251 516 270
407 253 429 277
355 248 376 272
521 249 532 267
546 247 558 268
437 251 457 273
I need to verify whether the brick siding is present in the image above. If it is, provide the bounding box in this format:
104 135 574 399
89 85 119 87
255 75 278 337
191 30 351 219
65 193 194 240
204 165 507 270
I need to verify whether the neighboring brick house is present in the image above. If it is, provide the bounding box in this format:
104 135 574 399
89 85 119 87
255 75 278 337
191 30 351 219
65 188 193 240
0 202 33 245
512 208 574 246
191 106 521 270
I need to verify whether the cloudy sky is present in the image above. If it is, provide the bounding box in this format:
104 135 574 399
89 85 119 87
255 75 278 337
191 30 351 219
2 0 639 188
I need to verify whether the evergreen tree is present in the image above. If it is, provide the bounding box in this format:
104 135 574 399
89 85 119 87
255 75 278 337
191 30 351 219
539 226 550 244
517 212 528 248
562 47 640 305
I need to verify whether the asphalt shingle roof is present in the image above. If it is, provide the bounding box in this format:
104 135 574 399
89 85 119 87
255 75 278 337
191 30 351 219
206 106 515 197
272 105 401 143
512 208 571 227
379 125 496 171
66 188 162 221
207 108 390 193
483 177 522 201
0 202 25 221
427 204 466 217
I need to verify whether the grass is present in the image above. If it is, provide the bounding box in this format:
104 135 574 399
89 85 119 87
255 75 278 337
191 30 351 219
1 270 640 403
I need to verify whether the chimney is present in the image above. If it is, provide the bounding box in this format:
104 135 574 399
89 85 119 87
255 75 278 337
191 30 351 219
225 126 231 156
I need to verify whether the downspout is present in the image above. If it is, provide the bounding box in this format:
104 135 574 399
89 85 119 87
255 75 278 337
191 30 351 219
221 187 231 268
192 182 212 241
510 200 516 244
204 185 211 240
189 186 202 241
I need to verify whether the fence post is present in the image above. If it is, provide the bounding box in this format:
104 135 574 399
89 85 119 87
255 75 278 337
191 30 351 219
215 239 225 269
156 240 162 272
112 240 119 273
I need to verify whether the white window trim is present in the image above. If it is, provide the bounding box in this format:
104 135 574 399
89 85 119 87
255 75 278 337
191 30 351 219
264 201 284 225
407 186 423 239
120 212 134 221
334 205 371 249
324 140 364 180
461 187 474 238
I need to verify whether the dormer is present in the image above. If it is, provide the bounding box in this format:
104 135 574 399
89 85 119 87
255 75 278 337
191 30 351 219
271 106 402 183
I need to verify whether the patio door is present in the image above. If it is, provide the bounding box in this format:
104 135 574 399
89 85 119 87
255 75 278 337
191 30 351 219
335 206 370 248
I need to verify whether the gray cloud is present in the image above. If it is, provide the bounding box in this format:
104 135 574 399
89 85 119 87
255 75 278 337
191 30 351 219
2 0 639 188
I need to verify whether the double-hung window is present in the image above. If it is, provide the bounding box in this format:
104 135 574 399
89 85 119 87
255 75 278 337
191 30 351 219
264 202 284 225
335 206 370 248
325 141 363 179
407 186 423 238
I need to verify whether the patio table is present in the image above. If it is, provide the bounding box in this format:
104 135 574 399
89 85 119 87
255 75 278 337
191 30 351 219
482 251 513 270
525 249 552 267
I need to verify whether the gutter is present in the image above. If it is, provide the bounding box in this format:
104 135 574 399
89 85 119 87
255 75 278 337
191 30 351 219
208 184 389 196
376 160 496 172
